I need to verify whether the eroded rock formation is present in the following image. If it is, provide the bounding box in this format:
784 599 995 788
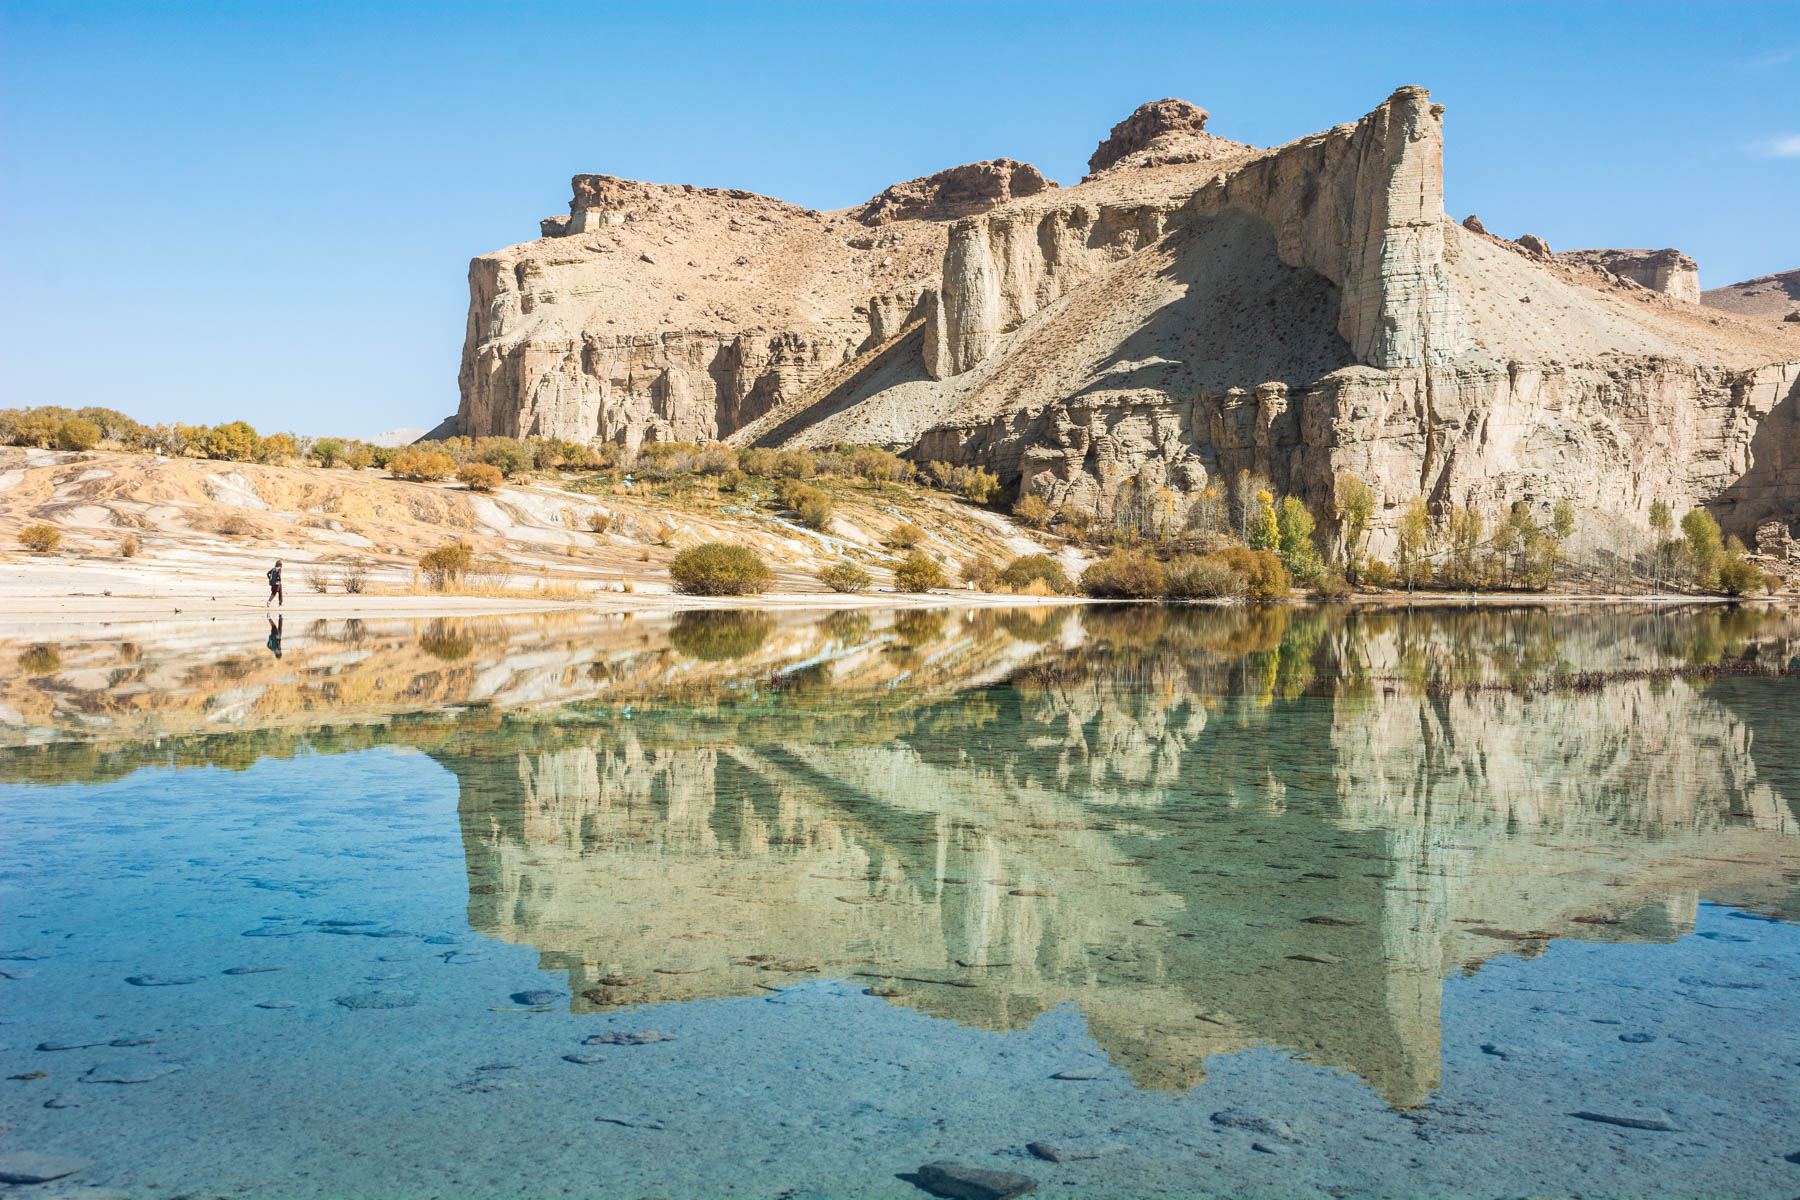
458 87 1800 545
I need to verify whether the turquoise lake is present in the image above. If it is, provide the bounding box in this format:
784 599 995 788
2 604 1796 1198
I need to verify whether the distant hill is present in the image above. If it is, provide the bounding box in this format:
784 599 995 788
1702 269 1800 322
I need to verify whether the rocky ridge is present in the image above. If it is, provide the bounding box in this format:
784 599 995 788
458 88 1800 550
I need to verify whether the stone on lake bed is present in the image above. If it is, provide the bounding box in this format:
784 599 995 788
1026 1141 1121 1163
82 1060 184 1084
1211 1109 1298 1142
223 965 289 975
1569 1110 1678 1131
125 974 198 986
241 926 302 937
0 1151 93 1184
914 1160 1038 1199
582 1030 675 1045
1618 1032 1657 1043
36 1039 111 1051
256 1001 298 1009
510 990 566 1006
1050 1067 1105 1080
334 991 417 1010
562 1052 607 1065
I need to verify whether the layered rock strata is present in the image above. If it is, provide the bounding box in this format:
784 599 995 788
459 87 1800 544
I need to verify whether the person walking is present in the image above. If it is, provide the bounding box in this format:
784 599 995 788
266 559 283 607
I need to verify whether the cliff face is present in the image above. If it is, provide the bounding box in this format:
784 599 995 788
458 88 1800 543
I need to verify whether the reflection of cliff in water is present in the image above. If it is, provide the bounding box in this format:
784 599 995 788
448 606 1800 1110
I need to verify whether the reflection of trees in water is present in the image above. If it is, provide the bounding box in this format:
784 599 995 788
668 611 774 662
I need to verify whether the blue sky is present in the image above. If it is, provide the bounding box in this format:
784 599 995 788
3 1 1796 439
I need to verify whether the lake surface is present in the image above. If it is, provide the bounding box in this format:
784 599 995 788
2 604 1797 1198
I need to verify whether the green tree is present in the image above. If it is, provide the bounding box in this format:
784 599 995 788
1716 536 1762 596
1493 501 1546 588
1275 495 1324 581
1396 497 1431 591
1446 505 1485 589
1680 509 1722 590
1249 490 1279 551
1549 499 1575 588
1648 501 1675 591
1334 472 1376 583
311 439 346 468
202 421 261 461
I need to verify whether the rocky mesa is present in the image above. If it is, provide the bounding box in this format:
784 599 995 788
456 87 1800 554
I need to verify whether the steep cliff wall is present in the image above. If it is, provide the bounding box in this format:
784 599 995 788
458 87 1800 542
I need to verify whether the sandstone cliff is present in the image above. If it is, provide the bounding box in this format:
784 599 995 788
458 88 1800 548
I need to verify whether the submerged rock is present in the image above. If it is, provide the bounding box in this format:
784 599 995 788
125 973 198 986
914 1161 1038 1199
1570 1110 1678 1131
0 1151 93 1184
334 991 417 1010
582 1030 676 1045
511 990 566 1006
82 1060 184 1084
1210 1110 1298 1142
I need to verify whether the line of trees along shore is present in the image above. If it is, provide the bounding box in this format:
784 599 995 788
3 404 1784 598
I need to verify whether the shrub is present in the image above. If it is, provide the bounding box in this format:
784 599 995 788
1765 572 1784 596
1210 546 1290 600
57 418 101 451
1055 503 1095 540
1011 493 1051 529
962 467 1001 504
1080 551 1166 598
775 449 815 479
886 523 925 550
457 463 503 492
118 533 139 558
669 543 772 595
1165 555 1247 600
216 514 254 536
669 611 773 661
341 558 370 594
996 553 1072 594
961 557 1000 591
893 551 948 592
257 432 299 464
792 487 834 532
1362 559 1395 588
817 560 873 593
419 542 474 590
851 447 909 482
343 443 375 470
311 439 345 467
585 510 612 533
740 447 779 477
303 566 331 593
1310 570 1351 599
20 523 62 553
694 444 738 476
476 438 534 479
391 447 455 481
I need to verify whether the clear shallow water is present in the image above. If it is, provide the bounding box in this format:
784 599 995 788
2 604 1797 1198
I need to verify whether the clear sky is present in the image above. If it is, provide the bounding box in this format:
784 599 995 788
3 0 1796 439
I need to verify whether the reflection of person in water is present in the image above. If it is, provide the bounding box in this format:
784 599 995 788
266 615 283 659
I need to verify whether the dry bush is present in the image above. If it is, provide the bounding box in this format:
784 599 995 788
885 523 925 550
57 418 101 451
303 566 332 593
1164 555 1247 600
817 560 872 593
996 553 1071 594
1208 546 1290 599
457 463 502 492
1080 552 1167 598
117 533 139 558
961 558 999 591
216 514 254 536
1011 494 1051 530
585 510 612 534
20 523 62 554
390 447 455 482
419 542 473 590
893 551 947 592
669 543 772 595
341 558 370 594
